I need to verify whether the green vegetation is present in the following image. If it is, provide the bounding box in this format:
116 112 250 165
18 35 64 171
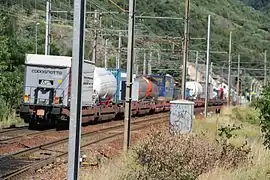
241 0 270 12
0 0 270 125
81 106 268 180
251 86 270 149
0 12 28 126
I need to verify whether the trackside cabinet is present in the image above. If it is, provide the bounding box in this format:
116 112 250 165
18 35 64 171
169 100 195 134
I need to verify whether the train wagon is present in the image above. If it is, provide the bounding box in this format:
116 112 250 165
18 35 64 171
18 55 226 130
19 54 95 129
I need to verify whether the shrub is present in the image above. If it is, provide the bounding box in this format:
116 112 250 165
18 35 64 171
252 86 270 149
121 132 250 180
231 106 260 125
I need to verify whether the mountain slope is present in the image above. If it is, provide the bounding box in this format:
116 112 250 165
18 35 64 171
1 0 270 81
116 0 270 80
240 0 270 10
0 0 269 117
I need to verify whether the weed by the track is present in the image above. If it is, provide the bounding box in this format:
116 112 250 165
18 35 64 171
0 109 24 129
81 106 268 180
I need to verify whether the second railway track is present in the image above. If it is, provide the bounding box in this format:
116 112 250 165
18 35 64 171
0 113 170 180
0 126 28 134
0 129 56 144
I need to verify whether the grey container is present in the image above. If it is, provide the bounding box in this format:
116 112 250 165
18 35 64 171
132 76 159 101
169 100 195 134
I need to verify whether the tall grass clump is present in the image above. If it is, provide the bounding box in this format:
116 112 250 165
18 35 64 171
231 106 260 125
0 98 23 128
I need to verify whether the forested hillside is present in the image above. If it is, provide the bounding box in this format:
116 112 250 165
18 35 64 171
241 0 270 10
0 0 270 121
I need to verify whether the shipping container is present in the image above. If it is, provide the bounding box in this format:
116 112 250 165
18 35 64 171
149 74 175 100
22 54 95 107
164 74 175 100
173 87 180 100
132 76 159 101
107 68 137 103
20 54 95 128
93 67 117 102
186 81 204 98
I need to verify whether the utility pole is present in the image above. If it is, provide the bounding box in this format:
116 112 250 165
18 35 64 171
237 54 240 105
92 10 98 64
67 0 86 178
45 0 51 55
158 51 161 65
210 62 213 75
195 51 198 81
104 39 108 68
181 0 190 99
116 32 121 69
35 22 40 54
227 31 232 106
99 13 102 37
123 0 136 152
148 51 152 75
204 15 211 118
143 50 147 75
134 48 137 75
264 50 267 86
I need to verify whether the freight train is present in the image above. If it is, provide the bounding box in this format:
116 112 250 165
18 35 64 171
18 54 226 129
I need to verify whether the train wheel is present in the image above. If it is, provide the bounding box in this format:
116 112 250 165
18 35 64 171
47 114 56 128
29 114 38 130
56 115 69 130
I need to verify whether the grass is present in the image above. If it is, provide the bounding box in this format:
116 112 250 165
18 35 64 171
197 141 270 180
81 105 267 180
0 112 24 129
0 99 24 129
194 106 270 179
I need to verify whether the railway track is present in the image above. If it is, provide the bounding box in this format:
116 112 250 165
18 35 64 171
0 129 56 144
0 105 223 179
0 126 28 134
0 113 170 180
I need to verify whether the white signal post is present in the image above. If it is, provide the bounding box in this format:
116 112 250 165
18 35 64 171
204 15 211 118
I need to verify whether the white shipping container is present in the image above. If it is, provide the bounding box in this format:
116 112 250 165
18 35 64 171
93 67 117 99
186 81 203 98
200 82 214 99
23 54 95 106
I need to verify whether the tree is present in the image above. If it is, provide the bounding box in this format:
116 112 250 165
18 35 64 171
252 86 270 149
0 12 25 110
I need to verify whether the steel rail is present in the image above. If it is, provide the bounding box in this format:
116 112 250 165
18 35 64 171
0 129 56 144
1 113 170 180
0 126 28 134
1 105 224 179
